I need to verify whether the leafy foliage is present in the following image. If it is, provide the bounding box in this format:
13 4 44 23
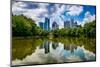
12 15 96 38
52 20 96 38
12 15 37 36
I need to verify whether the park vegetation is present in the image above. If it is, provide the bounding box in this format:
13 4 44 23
12 15 96 38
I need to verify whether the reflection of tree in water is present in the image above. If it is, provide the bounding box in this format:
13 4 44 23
51 37 96 53
12 39 96 65
12 38 43 60
40 40 80 55
39 41 94 62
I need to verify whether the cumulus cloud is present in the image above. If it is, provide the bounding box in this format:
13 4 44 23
12 1 95 28
23 8 48 25
12 43 95 65
12 1 84 28
67 5 83 16
12 1 49 25
50 4 67 29
49 5 84 28
84 11 95 22
81 11 95 26
12 2 28 15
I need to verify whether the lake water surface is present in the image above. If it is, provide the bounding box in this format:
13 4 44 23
12 37 96 66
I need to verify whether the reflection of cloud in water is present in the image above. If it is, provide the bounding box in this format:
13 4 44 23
12 42 95 65
12 47 46 65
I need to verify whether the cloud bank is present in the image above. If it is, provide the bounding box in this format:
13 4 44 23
12 1 96 27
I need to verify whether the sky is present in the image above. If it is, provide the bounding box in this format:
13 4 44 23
12 1 96 28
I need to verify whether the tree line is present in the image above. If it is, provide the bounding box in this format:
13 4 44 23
52 20 96 38
12 15 96 38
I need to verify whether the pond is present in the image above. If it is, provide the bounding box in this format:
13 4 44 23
12 37 96 66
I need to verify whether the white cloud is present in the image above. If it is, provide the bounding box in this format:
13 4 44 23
50 5 84 28
67 5 83 16
77 21 82 25
23 8 48 25
12 2 49 25
50 4 66 29
84 11 95 22
81 11 95 26
38 3 49 8
13 2 93 29
12 2 28 15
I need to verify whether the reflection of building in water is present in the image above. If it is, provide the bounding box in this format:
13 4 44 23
39 41 90 61
74 47 86 61
52 42 59 50
44 41 50 54
39 41 59 54
39 41 50 54
70 45 77 53
64 45 70 50
64 44 77 53
63 45 87 61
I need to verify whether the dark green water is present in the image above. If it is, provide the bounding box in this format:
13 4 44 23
12 37 96 65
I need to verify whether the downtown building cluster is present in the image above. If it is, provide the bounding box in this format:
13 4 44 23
39 17 78 31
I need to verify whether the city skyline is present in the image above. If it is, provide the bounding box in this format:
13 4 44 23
12 1 96 28
12 1 96 66
39 17 78 31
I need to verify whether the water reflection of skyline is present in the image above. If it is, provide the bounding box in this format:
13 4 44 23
12 40 95 65
40 41 59 54
40 41 80 55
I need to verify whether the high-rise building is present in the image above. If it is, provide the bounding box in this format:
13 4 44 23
71 18 77 28
70 18 74 28
44 17 50 31
64 20 70 28
52 21 59 30
39 22 44 29
64 18 77 28
73 21 77 28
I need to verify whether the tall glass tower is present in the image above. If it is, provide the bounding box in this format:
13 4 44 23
44 17 50 31
39 22 44 29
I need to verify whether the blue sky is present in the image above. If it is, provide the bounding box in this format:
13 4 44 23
12 1 96 28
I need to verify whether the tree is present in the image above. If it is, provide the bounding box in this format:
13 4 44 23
12 15 35 36
84 20 96 37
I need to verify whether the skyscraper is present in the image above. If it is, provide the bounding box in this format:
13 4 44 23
52 21 59 30
70 18 74 28
64 18 77 28
73 21 77 28
44 17 50 31
64 20 70 28
71 18 77 28
39 22 44 29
